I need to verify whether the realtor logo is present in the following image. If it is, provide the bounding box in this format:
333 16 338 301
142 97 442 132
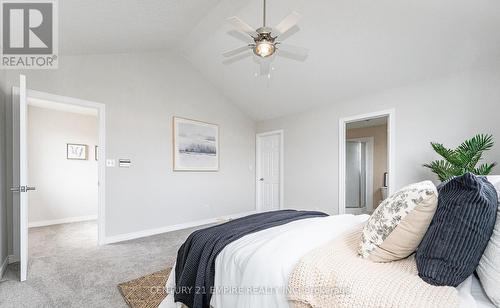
1 0 58 69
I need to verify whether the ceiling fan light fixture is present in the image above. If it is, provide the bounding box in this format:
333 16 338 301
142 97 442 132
223 0 307 74
254 40 276 58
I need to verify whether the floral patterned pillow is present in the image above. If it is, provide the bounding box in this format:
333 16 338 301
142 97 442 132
359 181 438 262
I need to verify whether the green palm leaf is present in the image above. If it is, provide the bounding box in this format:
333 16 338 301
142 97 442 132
473 163 497 175
423 160 457 182
457 134 494 154
456 134 494 171
430 143 462 166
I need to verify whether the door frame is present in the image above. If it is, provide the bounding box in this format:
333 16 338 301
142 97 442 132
255 130 284 212
12 88 107 251
338 109 395 215
345 137 374 214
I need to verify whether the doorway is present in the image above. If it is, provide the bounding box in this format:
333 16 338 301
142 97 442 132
339 110 395 215
256 130 284 212
11 77 106 281
27 98 99 229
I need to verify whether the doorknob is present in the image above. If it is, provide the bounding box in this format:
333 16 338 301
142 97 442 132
259 178 264 181
25 186 36 191
10 186 20 192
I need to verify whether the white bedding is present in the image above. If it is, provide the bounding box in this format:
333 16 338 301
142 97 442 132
160 214 495 308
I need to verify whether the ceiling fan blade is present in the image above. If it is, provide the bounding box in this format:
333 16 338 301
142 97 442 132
277 43 309 61
274 25 300 42
223 52 252 65
227 16 257 37
227 30 253 43
223 45 252 58
275 11 301 35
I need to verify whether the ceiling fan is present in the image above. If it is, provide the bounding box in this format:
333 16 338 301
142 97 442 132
223 0 309 77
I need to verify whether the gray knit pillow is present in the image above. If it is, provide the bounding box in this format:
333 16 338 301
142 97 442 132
416 173 498 287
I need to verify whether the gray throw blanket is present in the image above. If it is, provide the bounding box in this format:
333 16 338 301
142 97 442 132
174 210 328 308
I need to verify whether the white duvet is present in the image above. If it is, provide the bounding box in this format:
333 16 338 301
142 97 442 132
161 214 369 308
160 214 494 308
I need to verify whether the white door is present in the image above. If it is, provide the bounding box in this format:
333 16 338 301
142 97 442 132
11 75 34 281
257 133 282 211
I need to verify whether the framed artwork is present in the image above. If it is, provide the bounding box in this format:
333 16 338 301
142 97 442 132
94 145 99 161
67 143 88 160
173 117 219 171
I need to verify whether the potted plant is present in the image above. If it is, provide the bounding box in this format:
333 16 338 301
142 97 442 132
424 134 497 182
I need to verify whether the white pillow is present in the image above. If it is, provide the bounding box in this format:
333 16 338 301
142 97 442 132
359 181 438 262
477 176 500 306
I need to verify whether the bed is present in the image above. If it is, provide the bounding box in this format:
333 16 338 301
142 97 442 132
159 214 495 308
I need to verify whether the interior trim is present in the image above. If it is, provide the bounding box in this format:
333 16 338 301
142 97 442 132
338 109 396 215
102 211 258 245
28 215 98 228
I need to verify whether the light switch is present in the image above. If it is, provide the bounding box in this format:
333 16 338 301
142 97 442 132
119 159 131 168
106 159 116 167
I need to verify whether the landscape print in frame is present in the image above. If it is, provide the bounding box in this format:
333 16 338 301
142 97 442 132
173 117 219 171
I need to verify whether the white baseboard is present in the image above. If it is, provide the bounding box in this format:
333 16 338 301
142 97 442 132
29 215 98 228
102 211 257 245
0 257 8 278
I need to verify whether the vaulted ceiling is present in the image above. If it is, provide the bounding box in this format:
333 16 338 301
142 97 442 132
60 0 223 54
59 0 500 121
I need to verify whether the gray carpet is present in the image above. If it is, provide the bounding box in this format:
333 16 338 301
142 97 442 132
0 221 203 308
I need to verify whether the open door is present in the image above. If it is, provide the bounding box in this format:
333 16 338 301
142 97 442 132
11 75 35 281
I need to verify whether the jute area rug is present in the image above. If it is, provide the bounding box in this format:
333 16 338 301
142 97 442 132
118 267 172 308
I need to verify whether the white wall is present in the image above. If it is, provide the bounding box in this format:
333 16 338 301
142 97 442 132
4 51 256 248
257 69 500 215
27 106 98 226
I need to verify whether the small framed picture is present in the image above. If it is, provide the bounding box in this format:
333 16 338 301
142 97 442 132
67 143 88 160
95 145 99 161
